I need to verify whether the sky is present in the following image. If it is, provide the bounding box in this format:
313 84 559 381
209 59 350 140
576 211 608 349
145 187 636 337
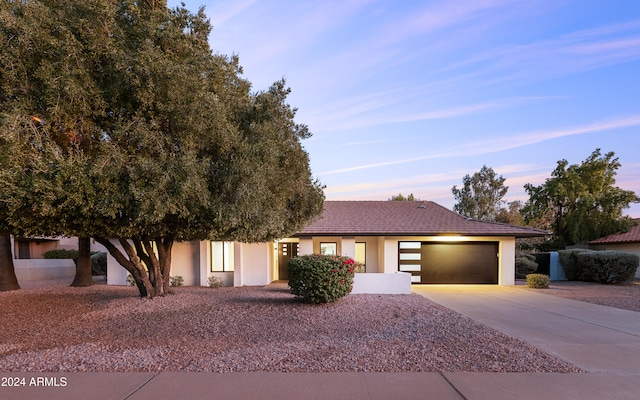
169 0 640 217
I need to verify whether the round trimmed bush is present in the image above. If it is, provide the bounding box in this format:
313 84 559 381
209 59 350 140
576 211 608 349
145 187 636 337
526 273 550 289
287 254 357 304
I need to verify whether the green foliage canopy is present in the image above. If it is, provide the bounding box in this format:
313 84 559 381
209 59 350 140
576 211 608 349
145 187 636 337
522 149 638 247
0 0 324 297
452 165 508 221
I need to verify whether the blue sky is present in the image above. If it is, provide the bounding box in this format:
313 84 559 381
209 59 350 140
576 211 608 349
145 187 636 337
170 0 640 217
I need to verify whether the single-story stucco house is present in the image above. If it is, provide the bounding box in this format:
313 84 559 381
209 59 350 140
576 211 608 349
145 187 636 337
589 218 640 278
106 200 548 289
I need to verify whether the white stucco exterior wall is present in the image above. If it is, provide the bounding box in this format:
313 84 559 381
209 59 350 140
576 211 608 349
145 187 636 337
341 237 356 259
106 240 128 285
170 241 200 286
499 237 515 285
298 237 313 255
234 242 273 286
383 238 398 274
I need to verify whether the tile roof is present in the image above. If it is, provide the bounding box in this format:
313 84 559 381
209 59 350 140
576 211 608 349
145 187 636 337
589 219 640 244
295 201 548 237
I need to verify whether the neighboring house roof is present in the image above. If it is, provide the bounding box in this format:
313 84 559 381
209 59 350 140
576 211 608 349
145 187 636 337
295 201 548 237
589 219 640 244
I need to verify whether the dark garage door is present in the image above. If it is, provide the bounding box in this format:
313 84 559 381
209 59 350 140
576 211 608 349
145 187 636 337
399 242 499 284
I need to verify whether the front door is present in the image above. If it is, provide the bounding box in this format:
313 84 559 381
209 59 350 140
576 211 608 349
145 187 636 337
278 242 299 280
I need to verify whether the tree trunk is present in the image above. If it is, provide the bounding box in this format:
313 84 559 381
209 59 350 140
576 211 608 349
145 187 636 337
71 236 94 287
94 236 153 298
141 239 164 297
157 237 173 294
0 233 20 291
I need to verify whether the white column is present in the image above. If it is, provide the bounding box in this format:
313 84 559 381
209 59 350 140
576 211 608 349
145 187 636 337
341 236 356 259
499 238 515 286
376 236 386 273
383 238 398 274
233 242 243 287
298 237 313 255
199 241 210 287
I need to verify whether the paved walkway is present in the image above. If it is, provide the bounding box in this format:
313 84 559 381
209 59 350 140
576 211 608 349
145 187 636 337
1 371 638 400
2 285 639 399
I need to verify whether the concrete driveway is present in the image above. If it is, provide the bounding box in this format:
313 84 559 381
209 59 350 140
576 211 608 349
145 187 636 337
413 285 640 373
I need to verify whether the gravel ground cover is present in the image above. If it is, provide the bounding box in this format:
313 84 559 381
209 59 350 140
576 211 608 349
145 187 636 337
517 279 640 312
0 282 581 373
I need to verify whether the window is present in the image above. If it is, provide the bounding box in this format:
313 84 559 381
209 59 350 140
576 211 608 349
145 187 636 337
319 242 337 256
398 241 421 283
211 241 233 272
355 242 366 272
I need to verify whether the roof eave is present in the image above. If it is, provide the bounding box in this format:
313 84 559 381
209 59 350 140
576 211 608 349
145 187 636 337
293 231 550 238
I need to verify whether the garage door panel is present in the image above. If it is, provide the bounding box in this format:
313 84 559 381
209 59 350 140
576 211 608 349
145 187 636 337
419 242 498 284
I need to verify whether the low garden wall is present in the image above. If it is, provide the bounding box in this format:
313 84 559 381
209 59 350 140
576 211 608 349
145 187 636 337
351 272 412 294
13 259 75 281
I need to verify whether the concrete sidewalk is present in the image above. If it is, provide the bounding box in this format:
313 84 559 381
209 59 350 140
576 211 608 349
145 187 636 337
3 284 639 399
413 285 640 373
0 372 638 400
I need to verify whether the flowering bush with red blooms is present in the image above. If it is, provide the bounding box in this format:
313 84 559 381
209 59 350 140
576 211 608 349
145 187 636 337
287 254 361 304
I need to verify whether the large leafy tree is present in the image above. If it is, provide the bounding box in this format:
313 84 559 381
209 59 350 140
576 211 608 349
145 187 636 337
0 0 111 289
452 165 508 221
522 149 639 247
0 0 324 297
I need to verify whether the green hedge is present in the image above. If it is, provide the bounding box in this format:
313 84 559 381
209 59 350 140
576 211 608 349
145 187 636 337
558 249 591 281
515 253 538 279
575 251 638 284
288 254 358 304
90 252 107 275
43 249 79 265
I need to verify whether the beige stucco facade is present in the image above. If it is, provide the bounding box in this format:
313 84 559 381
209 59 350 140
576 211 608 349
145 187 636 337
294 235 515 285
106 234 518 287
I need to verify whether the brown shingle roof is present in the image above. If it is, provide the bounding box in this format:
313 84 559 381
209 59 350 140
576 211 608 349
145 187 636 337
295 201 548 237
589 219 640 244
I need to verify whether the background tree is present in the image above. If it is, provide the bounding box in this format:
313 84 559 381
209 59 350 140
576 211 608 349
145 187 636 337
522 149 639 248
389 193 420 201
452 165 508 221
0 0 324 297
495 200 525 226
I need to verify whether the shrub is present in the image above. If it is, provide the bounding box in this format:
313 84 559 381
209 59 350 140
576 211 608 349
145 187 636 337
43 249 79 265
126 274 136 286
44 249 104 274
526 274 550 288
170 276 184 287
287 254 359 304
208 276 224 288
90 252 107 275
575 251 639 284
515 253 538 279
558 248 591 280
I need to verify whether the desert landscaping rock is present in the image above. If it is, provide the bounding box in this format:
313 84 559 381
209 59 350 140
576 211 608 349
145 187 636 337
0 283 583 373
519 279 640 312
